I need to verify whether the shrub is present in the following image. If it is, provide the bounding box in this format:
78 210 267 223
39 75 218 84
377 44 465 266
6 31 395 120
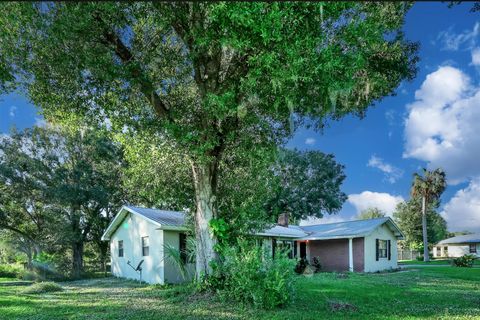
311 257 321 273
22 282 63 294
294 257 321 274
452 254 476 267
202 240 296 309
294 258 308 274
0 264 22 278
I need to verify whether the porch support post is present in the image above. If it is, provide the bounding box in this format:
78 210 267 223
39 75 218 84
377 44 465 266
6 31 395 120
348 237 353 272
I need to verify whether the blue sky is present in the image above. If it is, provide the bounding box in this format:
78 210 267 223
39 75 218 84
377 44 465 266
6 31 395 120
1 3 479 232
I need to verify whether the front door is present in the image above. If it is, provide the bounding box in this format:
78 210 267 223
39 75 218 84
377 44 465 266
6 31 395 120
300 242 307 259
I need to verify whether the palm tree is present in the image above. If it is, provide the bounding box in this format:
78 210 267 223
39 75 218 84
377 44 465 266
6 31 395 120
411 168 446 262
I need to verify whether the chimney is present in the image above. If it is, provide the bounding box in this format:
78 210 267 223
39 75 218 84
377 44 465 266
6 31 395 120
277 213 289 227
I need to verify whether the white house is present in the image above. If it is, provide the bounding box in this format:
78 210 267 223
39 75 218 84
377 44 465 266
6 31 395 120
433 234 480 258
102 206 404 284
101 205 193 284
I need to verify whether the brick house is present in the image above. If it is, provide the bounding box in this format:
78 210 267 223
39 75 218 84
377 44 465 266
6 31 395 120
257 216 404 273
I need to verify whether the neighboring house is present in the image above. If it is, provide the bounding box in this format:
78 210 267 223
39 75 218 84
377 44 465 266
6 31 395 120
101 205 193 285
102 206 404 284
433 234 480 258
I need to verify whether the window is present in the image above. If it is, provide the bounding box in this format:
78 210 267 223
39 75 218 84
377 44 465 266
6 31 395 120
443 246 448 256
272 240 295 259
378 240 388 258
436 246 441 257
118 240 124 257
141 236 149 256
469 244 477 254
179 233 187 264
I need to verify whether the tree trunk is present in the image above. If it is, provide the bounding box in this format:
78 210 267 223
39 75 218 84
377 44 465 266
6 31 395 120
421 196 429 262
191 160 219 279
72 241 84 279
26 249 33 270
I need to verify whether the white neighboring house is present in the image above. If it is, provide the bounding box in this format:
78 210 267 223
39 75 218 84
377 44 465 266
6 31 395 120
433 234 480 258
101 205 193 285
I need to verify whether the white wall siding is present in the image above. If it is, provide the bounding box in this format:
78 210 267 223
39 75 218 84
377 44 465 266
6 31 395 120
442 243 480 258
110 213 165 284
364 224 398 272
163 230 194 283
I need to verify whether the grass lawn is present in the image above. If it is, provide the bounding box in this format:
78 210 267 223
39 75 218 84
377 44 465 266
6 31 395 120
0 267 479 320
399 259 480 266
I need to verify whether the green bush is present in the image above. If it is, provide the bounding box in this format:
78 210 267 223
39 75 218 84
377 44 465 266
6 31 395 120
0 264 23 278
22 282 63 294
452 254 476 267
202 240 296 309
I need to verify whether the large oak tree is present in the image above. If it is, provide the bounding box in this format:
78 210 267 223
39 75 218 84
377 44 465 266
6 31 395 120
0 2 418 277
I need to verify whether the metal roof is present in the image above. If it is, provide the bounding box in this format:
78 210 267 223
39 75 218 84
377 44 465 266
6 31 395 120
258 217 404 240
256 225 308 238
101 205 187 240
125 206 186 227
438 234 480 245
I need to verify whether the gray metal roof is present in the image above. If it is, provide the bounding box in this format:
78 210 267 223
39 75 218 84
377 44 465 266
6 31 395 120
256 225 308 238
258 217 404 240
125 206 186 227
300 217 393 240
438 233 480 245
101 205 187 240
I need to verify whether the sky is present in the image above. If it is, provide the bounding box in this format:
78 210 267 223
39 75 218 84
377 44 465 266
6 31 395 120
1 3 480 233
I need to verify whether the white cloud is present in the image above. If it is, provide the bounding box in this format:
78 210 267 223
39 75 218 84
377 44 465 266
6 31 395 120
472 47 480 66
305 137 316 145
403 66 480 184
9 106 16 118
300 214 346 226
367 155 404 183
441 179 480 233
437 22 480 51
348 191 404 217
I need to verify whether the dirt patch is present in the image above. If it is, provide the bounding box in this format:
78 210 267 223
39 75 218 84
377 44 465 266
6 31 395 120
328 300 358 312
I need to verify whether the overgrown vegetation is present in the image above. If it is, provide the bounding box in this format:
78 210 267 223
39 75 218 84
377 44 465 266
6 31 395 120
1 267 479 319
22 282 63 294
452 254 477 268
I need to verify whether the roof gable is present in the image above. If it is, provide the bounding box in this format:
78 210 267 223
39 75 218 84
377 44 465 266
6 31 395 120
101 205 187 240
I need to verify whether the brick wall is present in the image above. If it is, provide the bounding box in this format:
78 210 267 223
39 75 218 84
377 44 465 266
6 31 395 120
308 238 364 272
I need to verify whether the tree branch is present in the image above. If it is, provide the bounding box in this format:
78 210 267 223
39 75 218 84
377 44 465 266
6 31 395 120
93 14 173 123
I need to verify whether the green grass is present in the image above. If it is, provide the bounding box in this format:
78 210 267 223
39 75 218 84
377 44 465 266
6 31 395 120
399 259 480 265
0 267 479 319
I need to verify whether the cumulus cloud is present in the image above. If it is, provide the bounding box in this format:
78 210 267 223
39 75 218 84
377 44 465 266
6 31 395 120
403 65 480 184
348 191 404 217
367 155 404 184
9 106 16 118
300 214 346 226
437 22 480 51
305 137 316 145
441 179 480 233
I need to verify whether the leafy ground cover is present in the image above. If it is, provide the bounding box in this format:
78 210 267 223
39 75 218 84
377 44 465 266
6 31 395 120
0 267 479 320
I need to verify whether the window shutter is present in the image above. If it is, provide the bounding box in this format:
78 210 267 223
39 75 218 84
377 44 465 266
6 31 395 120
293 241 297 258
387 240 391 260
272 239 276 258
375 239 379 261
